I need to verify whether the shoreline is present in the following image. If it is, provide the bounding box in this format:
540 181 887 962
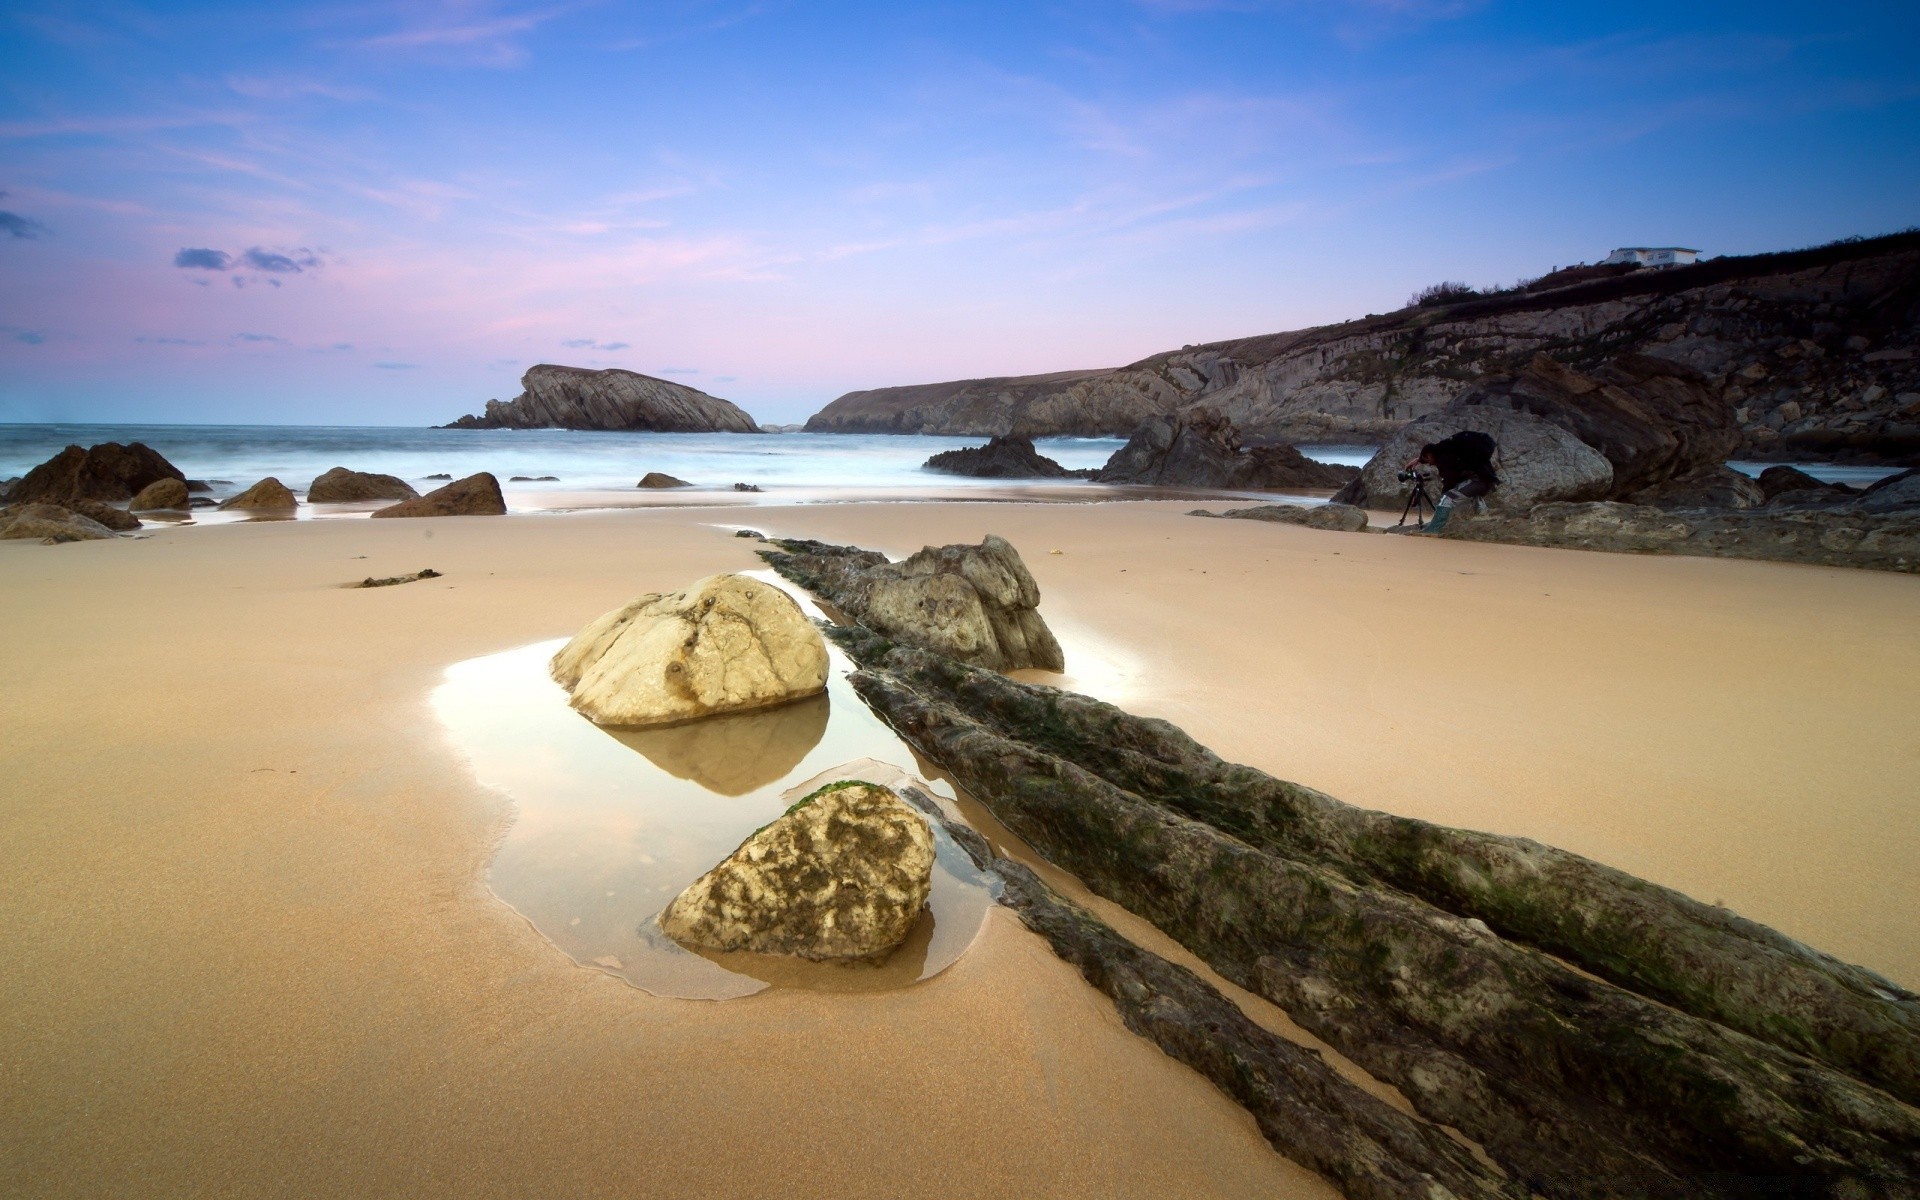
3 499 1913 1196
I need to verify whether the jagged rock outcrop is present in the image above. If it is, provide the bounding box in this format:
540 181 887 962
1441 499 1920 572
445 364 758 432
1333 408 1613 512
659 780 934 960
922 434 1084 478
549 573 828 727
130 478 190 511
1621 465 1765 509
1095 408 1358 489
759 535 1064 672
1194 502 1373 532
11 442 185 505
804 231 1920 460
369 473 505 518
1757 465 1852 501
307 467 418 503
219 478 298 511
0 503 118 542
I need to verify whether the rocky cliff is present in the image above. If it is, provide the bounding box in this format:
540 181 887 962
805 231 1920 462
446 365 759 433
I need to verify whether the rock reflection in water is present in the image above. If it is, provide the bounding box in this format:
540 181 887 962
432 634 997 1000
606 692 830 796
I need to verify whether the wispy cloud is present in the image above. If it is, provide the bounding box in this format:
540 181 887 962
374 360 420 369
561 337 630 350
0 208 49 239
226 76 376 103
353 3 571 68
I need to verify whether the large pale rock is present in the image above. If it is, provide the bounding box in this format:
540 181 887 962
1333 408 1613 513
12 442 185 504
658 781 935 960
0 503 116 542
307 467 418 503
130 477 190 511
445 364 759 432
550 573 828 727
219 478 299 510
370 472 505 518
759 535 1064 672
1096 407 1357 489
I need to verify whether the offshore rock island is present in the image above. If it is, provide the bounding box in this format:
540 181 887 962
446 364 759 433
804 230 1920 463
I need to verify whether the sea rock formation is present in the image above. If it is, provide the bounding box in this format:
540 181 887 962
1195 503 1373 532
12 442 185 505
637 472 692 488
307 467 418 503
549 573 828 727
803 231 1920 461
370 473 506 518
444 364 759 432
1757 465 1851 501
219 478 298 511
1453 353 1740 494
759 535 1064 672
1332 408 1613 512
658 780 935 960
1095 407 1358 489
130 478 190 511
1441 500 1920 573
1856 467 1920 512
0 503 118 542
922 434 1082 478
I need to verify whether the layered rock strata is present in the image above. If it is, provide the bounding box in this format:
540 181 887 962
549 573 828 727
804 231 1920 461
808 615 1920 1199
445 364 758 432
758 535 1063 672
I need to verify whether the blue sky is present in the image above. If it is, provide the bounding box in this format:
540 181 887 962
1 0 1916 425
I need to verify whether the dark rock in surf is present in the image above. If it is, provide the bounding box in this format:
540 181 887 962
370 472 506 518
923 434 1081 479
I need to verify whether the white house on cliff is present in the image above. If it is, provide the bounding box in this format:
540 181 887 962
1602 246 1701 267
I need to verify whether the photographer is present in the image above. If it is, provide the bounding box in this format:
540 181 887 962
1402 430 1498 532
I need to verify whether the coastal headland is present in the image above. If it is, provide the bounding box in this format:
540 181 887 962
3 499 1915 1197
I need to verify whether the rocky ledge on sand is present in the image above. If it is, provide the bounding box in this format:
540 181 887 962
1439 468 1920 573
658 780 935 961
1096 407 1358 490
219 478 299 511
11 442 185 505
307 467 418 503
922 434 1088 479
1193 502 1373 532
757 534 1064 672
369 472 506 518
444 364 759 433
770 552 1920 1198
0 503 122 543
549 573 827 727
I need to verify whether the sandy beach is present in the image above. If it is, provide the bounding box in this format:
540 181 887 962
4 499 1915 1198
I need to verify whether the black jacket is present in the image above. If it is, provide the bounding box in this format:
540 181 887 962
1423 431 1499 491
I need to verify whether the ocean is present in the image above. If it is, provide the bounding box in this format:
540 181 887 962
0 424 1897 507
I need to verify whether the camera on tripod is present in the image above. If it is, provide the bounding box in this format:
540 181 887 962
1396 469 1421 483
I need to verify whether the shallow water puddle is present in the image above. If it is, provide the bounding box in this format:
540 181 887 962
431 579 999 999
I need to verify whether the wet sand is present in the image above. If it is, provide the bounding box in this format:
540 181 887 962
3 500 1915 1198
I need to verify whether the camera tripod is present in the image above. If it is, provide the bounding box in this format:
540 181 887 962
1397 472 1439 528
